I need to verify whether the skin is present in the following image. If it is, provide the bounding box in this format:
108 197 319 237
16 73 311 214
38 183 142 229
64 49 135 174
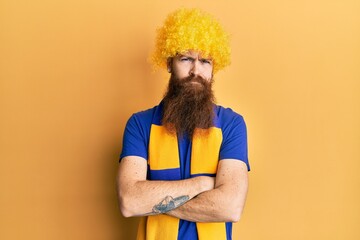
117 50 248 222
166 160 248 222
117 156 215 217
167 50 213 82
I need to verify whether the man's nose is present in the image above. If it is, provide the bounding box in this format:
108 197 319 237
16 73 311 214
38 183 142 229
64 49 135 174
190 60 201 76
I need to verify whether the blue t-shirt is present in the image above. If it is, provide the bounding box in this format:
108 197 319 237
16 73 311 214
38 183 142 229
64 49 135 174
120 103 249 240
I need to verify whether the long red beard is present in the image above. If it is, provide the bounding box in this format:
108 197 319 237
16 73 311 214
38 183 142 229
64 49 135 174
162 74 215 137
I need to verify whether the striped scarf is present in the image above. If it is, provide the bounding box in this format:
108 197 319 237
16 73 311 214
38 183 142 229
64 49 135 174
136 104 228 240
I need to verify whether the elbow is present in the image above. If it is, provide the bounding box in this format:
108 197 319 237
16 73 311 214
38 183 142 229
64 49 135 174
209 206 242 223
228 210 242 223
120 205 134 218
225 209 242 223
117 181 140 218
223 202 245 223
118 192 137 218
117 179 147 218
119 198 137 218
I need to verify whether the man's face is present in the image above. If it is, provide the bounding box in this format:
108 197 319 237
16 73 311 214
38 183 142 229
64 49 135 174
168 50 213 82
162 50 215 136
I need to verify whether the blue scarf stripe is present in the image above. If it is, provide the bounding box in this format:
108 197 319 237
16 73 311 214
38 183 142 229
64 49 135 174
149 168 182 180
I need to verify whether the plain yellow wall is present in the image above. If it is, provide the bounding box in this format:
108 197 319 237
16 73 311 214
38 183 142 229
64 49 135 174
1 0 359 239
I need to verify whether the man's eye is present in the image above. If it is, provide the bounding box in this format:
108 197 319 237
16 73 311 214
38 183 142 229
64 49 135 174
181 58 190 61
201 59 212 64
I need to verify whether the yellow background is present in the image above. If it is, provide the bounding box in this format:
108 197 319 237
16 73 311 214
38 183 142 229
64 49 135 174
1 0 359 239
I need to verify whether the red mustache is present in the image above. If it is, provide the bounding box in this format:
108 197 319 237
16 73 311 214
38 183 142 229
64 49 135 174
182 75 208 85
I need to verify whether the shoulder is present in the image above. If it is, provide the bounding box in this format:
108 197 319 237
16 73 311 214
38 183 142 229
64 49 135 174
121 105 160 161
132 105 158 120
123 104 162 140
214 105 245 128
127 104 161 126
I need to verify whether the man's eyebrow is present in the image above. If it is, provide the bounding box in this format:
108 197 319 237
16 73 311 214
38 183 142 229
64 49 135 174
178 55 196 60
177 54 191 58
176 54 212 61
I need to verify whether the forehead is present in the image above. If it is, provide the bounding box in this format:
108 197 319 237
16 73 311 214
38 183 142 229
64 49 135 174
177 50 212 59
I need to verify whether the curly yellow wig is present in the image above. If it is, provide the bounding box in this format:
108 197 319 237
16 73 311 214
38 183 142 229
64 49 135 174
152 8 231 73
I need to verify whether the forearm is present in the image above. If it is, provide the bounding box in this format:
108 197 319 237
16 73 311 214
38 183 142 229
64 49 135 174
118 176 214 217
167 160 249 223
167 184 247 222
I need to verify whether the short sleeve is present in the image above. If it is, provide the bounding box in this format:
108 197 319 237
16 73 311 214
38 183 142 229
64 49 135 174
119 114 149 161
219 112 250 171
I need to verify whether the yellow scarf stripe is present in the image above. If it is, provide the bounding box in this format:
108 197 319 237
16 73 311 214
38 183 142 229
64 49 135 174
197 222 227 240
191 127 223 175
148 125 180 170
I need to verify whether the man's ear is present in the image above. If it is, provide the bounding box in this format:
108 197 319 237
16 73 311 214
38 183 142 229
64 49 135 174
167 58 172 73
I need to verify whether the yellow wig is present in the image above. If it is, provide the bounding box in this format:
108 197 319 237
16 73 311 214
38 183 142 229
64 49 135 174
152 8 231 73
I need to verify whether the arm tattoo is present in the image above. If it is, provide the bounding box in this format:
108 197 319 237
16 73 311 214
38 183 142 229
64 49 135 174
152 195 190 214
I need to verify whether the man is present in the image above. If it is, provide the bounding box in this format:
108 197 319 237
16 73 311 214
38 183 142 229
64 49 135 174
117 8 250 240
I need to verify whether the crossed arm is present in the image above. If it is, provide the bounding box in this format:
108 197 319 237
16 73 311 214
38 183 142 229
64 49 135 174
117 156 248 222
